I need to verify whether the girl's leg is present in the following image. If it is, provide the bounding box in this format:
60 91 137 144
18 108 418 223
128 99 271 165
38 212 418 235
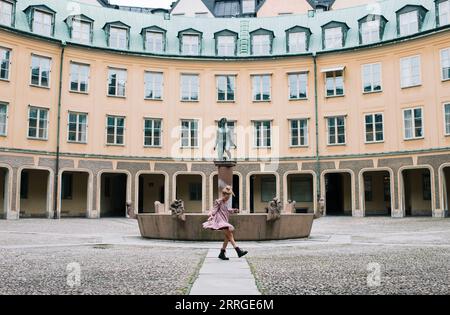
222 231 229 250
225 229 237 248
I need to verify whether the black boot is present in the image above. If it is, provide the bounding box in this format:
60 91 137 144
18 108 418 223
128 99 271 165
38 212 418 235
235 247 248 258
218 249 229 260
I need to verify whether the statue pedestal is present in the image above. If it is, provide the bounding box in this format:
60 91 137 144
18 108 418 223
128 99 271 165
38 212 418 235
214 160 236 208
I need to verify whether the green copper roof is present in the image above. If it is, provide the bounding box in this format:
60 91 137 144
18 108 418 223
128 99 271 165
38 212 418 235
2 0 448 59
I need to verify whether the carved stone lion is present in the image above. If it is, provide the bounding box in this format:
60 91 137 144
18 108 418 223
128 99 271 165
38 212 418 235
170 199 186 221
266 198 282 222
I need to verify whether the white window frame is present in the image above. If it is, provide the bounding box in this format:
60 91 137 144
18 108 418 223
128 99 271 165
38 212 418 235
30 54 51 88
67 112 88 144
0 0 14 27
72 19 91 44
180 119 199 148
182 34 200 55
252 34 271 56
289 119 309 147
144 71 163 100
325 70 345 97
180 74 199 101
253 120 272 148
107 67 127 97
288 72 308 100
69 62 90 93
400 55 421 88
364 113 384 144
327 116 346 146
399 11 419 36
324 27 343 49
441 48 450 81
33 9 53 37
146 31 164 53
0 102 8 136
252 74 271 102
444 103 450 136
288 32 307 53
109 26 128 49
439 0 450 26
27 106 49 140
403 107 424 140
143 118 163 147
361 20 380 44
0 46 11 81
106 115 125 146
216 75 236 102
217 35 235 56
361 63 382 93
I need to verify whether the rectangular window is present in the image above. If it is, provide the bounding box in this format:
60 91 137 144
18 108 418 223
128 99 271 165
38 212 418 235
61 173 73 200
252 34 271 55
33 10 53 36
0 103 7 136
254 120 271 148
365 113 384 143
403 107 423 140
146 31 164 53
189 182 202 201
290 177 313 202
325 70 344 97
444 104 450 135
0 47 10 80
0 0 13 26
441 48 450 81
70 62 90 93
72 19 91 44
288 32 306 53
439 0 450 25
109 27 128 49
252 75 271 101
181 74 199 101
400 55 421 88
106 116 125 145
423 173 431 201
181 119 199 148
67 112 87 143
30 55 51 88
144 71 163 100
242 0 255 14
399 11 418 36
108 68 127 97
216 75 235 101
362 63 382 93
290 119 308 147
182 35 200 55
28 106 48 140
144 118 162 147
327 116 346 145
361 20 380 44
324 27 343 49
261 177 275 202
288 72 308 99
217 36 235 56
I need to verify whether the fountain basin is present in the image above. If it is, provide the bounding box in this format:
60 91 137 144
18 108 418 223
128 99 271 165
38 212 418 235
137 213 314 241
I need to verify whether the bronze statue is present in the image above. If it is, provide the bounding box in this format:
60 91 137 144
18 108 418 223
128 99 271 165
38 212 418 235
214 118 235 161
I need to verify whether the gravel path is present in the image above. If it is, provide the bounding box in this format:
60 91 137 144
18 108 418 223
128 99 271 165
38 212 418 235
0 245 206 295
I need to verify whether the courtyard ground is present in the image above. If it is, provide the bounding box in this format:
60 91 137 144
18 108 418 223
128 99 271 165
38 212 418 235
0 217 449 295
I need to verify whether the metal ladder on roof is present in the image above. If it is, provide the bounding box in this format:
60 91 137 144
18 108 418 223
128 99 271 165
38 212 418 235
239 20 250 55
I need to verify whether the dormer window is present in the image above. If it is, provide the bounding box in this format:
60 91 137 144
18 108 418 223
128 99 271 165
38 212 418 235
322 22 349 50
24 5 56 37
396 5 428 37
103 22 130 50
286 26 311 53
214 30 238 56
0 0 15 27
437 0 450 26
178 29 202 56
65 15 94 44
358 15 387 45
142 26 166 53
250 29 274 56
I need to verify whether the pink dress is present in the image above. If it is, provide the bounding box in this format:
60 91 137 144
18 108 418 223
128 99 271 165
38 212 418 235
203 199 239 231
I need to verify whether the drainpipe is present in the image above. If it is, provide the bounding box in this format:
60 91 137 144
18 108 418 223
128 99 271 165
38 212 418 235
313 52 321 203
53 41 66 219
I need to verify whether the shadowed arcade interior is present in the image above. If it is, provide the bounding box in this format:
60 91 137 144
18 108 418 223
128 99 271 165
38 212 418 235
19 169 50 218
100 173 127 217
286 174 314 214
176 174 203 213
250 174 277 213
363 171 392 216
325 172 352 216
138 173 165 213
402 169 432 217
60 171 89 218
0 168 8 218
445 167 450 213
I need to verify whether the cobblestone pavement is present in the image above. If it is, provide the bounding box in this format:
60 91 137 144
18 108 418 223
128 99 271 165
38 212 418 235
0 217 449 295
